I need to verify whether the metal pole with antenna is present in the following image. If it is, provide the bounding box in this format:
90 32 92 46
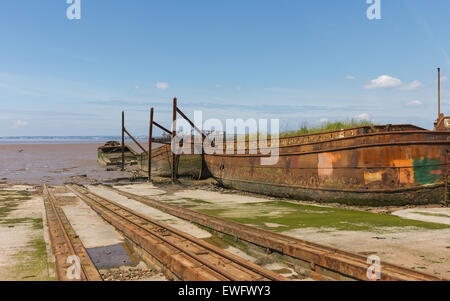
148 107 154 182
121 111 125 171
172 98 177 183
438 67 441 118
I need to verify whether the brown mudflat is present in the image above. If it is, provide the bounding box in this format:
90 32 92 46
0 143 134 185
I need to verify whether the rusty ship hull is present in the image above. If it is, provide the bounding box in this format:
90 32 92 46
204 125 450 205
97 141 138 166
138 143 208 179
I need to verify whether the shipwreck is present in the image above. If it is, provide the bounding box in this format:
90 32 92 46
102 69 450 205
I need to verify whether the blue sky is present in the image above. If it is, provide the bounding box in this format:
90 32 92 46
0 0 449 136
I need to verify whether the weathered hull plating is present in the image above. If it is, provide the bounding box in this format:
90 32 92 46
205 127 450 205
138 144 207 179
97 142 138 166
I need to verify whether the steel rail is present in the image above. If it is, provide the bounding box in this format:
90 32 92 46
105 186 447 281
67 184 288 281
43 185 102 281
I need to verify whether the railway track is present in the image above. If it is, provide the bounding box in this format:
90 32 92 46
105 185 447 281
43 185 102 281
66 184 288 281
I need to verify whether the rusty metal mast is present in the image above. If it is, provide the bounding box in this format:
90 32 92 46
438 67 441 118
121 111 125 171
148 108 154 181
172 98 177 183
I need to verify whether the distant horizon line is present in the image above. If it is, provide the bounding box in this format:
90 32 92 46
0 135 154 140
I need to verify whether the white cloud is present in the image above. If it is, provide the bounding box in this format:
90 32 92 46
400 80 424 91
215 84 221 88
235 85 242 91
407 100 423 107
319 118 329 123
156 82 169 90
364 75 403 89
134 85 140 89
441 76 448 83
355 113 370 121
12 120 29 128
345 75 356 80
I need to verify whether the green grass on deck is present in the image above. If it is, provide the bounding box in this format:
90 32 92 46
280 119 374 137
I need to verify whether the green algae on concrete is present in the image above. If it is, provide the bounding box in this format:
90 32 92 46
2 217 44 230
192 200 450 232
0 189 55 281
12 237 54 281
0 190 32 220
199 224 250 254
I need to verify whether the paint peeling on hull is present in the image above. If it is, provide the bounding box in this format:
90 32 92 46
205 126 450 205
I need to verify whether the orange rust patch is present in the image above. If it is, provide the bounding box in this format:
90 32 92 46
318 153 333 177
393 159 414 184
364 171 383 184
430 170 442 175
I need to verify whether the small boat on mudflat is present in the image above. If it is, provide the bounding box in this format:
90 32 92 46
97 141 138 166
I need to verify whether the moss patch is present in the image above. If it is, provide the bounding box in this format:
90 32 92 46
0 191 31 220
12 237 54 281
2 218 44 230
193 200 450 232
203 235 230 249
0 189 54 281
197 224 250 254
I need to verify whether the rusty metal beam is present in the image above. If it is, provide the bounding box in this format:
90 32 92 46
148 108 154 181
176 107 205 138
153 121 171 135
121 111 125 171
124 128 147 154
438 67 441 117
172 98 177 182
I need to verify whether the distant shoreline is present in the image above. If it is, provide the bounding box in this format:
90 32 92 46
0 136 148 145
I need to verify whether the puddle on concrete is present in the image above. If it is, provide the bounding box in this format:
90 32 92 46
87 243 140 270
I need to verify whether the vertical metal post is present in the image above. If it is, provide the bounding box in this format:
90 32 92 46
148 108 154 182
172 98 177 183
438 67 441 118
445 149 448 206
121 111 125 171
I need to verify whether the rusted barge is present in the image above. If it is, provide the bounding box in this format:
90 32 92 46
137 142 207 179
126 70 450 205
204 118 450 205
